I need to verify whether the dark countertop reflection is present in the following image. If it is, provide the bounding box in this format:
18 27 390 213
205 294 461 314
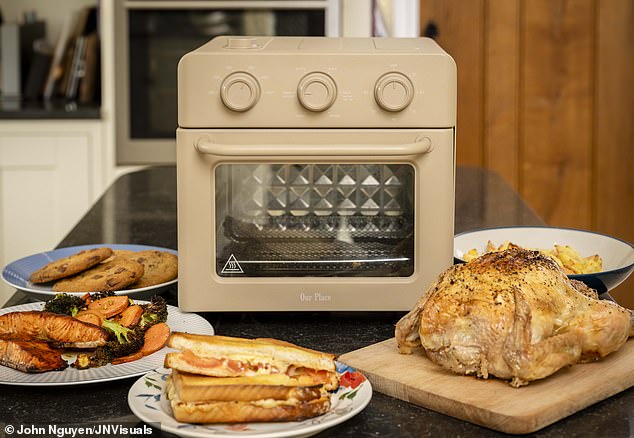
3 166 631 438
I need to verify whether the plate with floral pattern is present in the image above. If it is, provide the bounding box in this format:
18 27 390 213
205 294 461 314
128 362 372 438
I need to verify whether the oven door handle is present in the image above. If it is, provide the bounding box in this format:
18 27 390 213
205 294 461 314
194 136 433 156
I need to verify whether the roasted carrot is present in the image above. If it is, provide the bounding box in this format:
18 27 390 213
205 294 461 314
119 305 144 328
111 351 143 365
75 309 105 326
87 295 129 318
139 322 170 356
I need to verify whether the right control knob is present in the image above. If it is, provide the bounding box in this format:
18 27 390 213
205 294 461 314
374 72 414 112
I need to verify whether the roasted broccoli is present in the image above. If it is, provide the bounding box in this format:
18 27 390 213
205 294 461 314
138 295 168 329
43 293 86 316
74 320 145 369
71 294 168 369
74 336 144 368
89 291 116 301
102 319 136 343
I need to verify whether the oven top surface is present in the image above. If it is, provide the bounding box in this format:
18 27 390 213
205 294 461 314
193 36 448 55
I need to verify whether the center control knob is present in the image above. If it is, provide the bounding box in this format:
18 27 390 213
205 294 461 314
220 72 260 112
297 72 337 112
374 72 414 112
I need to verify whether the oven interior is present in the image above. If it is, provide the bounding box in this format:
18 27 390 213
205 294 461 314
215 163 415 277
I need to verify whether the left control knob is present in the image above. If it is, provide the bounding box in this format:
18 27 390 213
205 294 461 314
220 72 260 112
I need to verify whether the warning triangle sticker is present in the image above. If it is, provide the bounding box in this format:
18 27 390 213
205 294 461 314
221 254 244 274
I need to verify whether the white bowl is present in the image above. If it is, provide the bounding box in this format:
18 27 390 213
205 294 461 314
454 226 634 293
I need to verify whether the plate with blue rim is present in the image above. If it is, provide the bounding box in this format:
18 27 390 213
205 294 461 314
2 244 178 300
128 361 372 438
454 226 634 295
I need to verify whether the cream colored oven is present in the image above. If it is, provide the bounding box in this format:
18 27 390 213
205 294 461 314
177 36 456 311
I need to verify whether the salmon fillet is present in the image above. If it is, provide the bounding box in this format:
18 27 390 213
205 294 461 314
0 339 68 373
0 311 108 348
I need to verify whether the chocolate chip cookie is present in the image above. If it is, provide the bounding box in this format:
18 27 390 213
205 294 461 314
52 257 144 292
102 249 135 264
122 250 178 289
30 247 114 284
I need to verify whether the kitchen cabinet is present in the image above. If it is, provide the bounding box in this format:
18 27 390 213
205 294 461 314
0 119 106 305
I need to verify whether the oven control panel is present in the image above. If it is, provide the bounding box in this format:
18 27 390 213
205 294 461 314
220 70 415 114
179 36 456 128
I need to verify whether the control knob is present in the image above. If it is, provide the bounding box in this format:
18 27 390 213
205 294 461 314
374 72 414 112
297 72 337 112
220 72 260 112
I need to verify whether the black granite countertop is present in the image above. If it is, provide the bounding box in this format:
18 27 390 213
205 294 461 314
2 166 632 438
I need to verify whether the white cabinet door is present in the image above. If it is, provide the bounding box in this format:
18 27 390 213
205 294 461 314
0 120 105 305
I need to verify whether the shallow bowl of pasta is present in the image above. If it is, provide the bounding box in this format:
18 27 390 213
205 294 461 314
454 226 634 294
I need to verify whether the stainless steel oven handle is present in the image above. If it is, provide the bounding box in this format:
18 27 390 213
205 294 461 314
194 136 433 156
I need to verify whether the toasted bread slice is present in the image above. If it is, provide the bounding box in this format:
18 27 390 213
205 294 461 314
169 369 324 402
166 373 331 423
166 333 336 375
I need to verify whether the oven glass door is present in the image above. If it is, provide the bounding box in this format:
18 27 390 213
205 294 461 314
215 163 415 277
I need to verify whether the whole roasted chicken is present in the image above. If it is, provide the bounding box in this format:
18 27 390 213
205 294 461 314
396 248 633 387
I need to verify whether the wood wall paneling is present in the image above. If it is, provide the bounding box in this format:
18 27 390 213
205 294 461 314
420 0 485 167
595 0 634 238
484 0 521 190
595 0 634 307
420 0 633 306
520 0 594 229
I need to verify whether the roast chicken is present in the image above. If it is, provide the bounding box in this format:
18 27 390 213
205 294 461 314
395 248 633 387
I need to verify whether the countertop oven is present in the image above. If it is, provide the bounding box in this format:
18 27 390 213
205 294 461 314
177 36 456 311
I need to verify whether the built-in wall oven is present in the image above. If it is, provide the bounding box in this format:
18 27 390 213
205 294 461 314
177 36 456 311
114 0 340 164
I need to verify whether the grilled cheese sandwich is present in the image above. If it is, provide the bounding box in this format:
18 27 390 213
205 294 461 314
164 333 338 423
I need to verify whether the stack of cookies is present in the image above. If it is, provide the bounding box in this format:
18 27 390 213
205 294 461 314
29 247 178 292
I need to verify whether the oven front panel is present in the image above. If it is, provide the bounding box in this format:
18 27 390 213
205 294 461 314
215 163 415 277
176 128 455 311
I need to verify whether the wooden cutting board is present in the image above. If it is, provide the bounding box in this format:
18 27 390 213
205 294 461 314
339 338 634 434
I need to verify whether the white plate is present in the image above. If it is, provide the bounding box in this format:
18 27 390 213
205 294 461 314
0 301 213 386
128 363 372 438
2 244 178 300
454 226 634 293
